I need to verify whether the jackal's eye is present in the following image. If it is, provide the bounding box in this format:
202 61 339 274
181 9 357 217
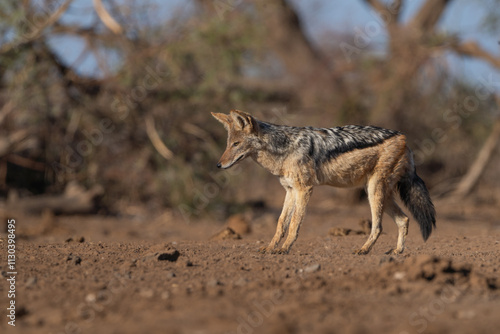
232 142 240 147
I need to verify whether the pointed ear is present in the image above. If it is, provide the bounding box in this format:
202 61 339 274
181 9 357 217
211 112 231 130
229 109 259 134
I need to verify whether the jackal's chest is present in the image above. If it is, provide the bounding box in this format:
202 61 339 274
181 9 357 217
252 153 284 176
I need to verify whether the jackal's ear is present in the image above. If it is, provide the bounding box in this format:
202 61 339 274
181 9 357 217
230 109 259 134
211 112 231 130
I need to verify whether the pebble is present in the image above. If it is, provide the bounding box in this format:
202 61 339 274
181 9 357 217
26 276 37 287
304 263 321 273
394 272 406 280
85 293 96 303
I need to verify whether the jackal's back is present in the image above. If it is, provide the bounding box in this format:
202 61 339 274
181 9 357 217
260 122 401 164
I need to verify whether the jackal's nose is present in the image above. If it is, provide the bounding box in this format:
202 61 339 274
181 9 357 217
217 163 222 168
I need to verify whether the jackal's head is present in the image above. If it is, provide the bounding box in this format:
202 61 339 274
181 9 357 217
211 110 260 169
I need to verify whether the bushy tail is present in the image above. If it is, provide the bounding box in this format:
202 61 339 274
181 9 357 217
398 170 436 241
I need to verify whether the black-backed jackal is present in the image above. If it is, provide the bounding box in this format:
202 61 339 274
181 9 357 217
212 110 436 255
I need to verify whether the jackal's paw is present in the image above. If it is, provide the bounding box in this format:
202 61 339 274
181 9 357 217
272 248 290 255
384 248 404 255
258 246 275 254
353 248 370 255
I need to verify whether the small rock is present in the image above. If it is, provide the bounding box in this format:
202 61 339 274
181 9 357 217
186 261 193 267
157 250 180 262
166 271 176 279
394 271 406 280
85 293 96 303
26 276 37 287
304 263 321 273
65 237 73 243
78 236 85 243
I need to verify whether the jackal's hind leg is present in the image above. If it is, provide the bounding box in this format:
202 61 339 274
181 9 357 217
384 200 409 255
276 187 312 254
259 188 294 254
354 180 385 255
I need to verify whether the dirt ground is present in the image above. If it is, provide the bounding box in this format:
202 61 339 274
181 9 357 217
1 191 499 334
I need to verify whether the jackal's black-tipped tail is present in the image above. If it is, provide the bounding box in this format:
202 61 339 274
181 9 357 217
398 171 436 241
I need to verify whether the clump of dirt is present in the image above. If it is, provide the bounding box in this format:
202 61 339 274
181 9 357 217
140 243 181 262
210 214 251 241
226 214 251 235
210 227 242 240
380 255 497 292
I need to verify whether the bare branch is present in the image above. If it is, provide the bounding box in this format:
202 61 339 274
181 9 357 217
364 0 386 17
364 0 403 25
182 122 220 157
390 0 403 21
452 40 500 69
145 114 174 160
0 129 30 157
0 101 15 125
410 0 453 32
254 0 346 104
0 0 72 54
6 154 45 171
5 181 103 215
93 0 123 34
51 23 102 39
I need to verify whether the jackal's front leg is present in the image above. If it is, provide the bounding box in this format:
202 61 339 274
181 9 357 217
259 188 294 254
276 187 312 254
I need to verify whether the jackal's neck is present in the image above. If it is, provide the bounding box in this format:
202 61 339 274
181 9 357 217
251 121 292 176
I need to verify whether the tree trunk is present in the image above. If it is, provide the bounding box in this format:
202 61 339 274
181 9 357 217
365 0 455 128
253 0 344 106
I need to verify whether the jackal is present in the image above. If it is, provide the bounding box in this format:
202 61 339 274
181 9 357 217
212 110 436 255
